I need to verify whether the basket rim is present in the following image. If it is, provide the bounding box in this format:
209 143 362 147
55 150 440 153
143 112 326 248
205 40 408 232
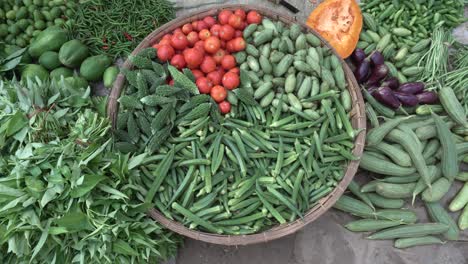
107 3 367 246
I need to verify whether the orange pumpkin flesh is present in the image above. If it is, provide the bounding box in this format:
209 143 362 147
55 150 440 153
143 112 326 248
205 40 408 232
306 0 363 58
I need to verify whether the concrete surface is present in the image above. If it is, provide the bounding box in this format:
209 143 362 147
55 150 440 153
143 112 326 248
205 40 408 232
165 1 468 263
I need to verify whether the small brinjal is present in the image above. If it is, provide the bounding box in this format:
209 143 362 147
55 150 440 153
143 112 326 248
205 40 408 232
416 91 438 104
394 92 419 107
381 77 400 90
367 64 389 85
352 48 366 64
373 86 401 109
397 82 425 94
370 51 385 66
368 85 379 95
355 59 371 83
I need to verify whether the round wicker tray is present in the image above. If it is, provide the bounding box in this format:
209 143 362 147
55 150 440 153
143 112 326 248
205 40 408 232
107 4 366 246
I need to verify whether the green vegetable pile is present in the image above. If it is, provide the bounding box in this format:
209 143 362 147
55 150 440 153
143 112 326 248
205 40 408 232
115 31 358 234
0 0 77 48
357 0 465 83
336 0 468 249
0 78 180 263
71 0 175 58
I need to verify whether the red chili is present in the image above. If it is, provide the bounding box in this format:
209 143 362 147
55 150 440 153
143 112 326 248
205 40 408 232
102 46 109 50
123 32 133 41
102 37 107 43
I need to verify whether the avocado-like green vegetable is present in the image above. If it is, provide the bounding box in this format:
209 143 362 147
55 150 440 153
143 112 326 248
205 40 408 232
39 51 61 70
21 64 49 82
103 66 119 88
79 55 111 81
59 39 89 68
28 26 68 58
50 67 74 79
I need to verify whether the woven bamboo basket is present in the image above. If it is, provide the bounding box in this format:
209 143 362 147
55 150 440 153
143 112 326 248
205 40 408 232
107 4 366 246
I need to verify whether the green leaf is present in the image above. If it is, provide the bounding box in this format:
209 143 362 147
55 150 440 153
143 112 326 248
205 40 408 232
54 212 91 232
6 111 28 136
4 47 27 61
79 138 111 165
0 56 23 72
113 239 139 256
128 153 147 170
0 195 28 212
31 220 51 260
70 174 106 198
0 184 25 197
98 184 129 199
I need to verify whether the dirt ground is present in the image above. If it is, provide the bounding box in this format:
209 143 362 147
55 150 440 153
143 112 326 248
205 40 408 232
164 2 468 263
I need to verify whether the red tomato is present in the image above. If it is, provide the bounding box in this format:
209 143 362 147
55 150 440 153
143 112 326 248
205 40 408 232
234 9 246 20
170 54 186 70
234 30 243 38
218 101 231 114
191 20 199 30
247 11 262 24
182 23 193 34
239 22 247 30
186 31 199 46
221 54 236 70
226 40 235 52
200 56 217 74
219 24 235 41
210 24 222 37
198 29 211 40
168 79 175 86
170 33 189 50
173 28 183 35
183 48 204 69
194 40 206 54
196 21 209 32
213 49 226 64
210 85 227 102
228 14 243 29
229 67 240 74
218 10 233 25
204 36 221 54
207 69 224 85
232 37 246 51
162 34 172 41
222 72 240 90
157 45 175 61
191 69 204 79
203 16 216 27
158 38 171 47
196 77 213 94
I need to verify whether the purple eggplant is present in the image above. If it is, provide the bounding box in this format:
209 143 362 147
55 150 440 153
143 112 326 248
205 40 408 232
416 91 439 104
381 77 400 90
367 64 389 85
355 59 371 83
368 85 378 95
374 86 401 109
394 92 419 107
370 51 385 66
397 82 425 94
352 48 366 64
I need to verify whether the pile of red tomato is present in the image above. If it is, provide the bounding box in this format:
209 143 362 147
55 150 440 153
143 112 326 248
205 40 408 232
153 9 263 114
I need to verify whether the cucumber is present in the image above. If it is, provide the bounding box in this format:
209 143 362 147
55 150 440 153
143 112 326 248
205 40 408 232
368 223 449 240
273 54 293 77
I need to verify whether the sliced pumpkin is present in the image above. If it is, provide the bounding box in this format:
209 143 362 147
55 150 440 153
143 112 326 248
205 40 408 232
306 0 363 58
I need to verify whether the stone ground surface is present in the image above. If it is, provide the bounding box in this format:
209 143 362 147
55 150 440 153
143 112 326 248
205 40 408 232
162 1 468 263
